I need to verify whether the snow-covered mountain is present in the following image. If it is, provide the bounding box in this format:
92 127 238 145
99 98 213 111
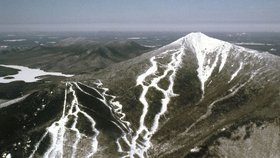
0 33 279 158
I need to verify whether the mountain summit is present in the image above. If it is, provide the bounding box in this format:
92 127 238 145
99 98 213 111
180 32 228 50
0 33 280 158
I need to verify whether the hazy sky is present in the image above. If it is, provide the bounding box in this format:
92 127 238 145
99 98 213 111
0 0 279 32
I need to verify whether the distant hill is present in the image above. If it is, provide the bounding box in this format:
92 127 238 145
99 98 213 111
0 38 152 74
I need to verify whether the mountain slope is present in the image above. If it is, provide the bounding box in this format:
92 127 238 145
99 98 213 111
0 33 279 158
82 32 280 157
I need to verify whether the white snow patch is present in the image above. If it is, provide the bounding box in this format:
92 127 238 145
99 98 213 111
125 42 185 157
235 42 272 46
127 37 147 40
4 39 26 42
47 41 56 44
93 80 132 131
270 48 277 52
142 45 157 48
190 146 201 152
0 65 73 83
29 82 99 158
0 45 8 48
229 62 243 83
183 32 231 98
0 94 30 109
2 153 11 158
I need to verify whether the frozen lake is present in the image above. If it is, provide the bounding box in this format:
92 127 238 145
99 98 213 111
0 64 73 83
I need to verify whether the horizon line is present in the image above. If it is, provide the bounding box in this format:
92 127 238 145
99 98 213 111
0 23 280 33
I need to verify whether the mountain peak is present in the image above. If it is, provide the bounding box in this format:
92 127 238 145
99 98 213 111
183 32 229 52
185 32 206 39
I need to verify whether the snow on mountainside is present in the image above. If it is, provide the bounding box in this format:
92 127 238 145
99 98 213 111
91 32 280 158
0 33 279 158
